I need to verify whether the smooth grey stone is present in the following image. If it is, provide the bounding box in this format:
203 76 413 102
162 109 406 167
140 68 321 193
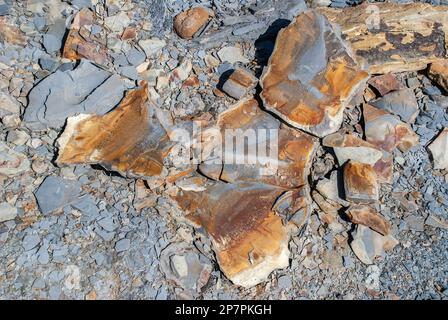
71 0 92 8
94 227 115 241
370 89 420 123
34 176 82 215
126 48 146 66
22 234 41 251
43 20 66 53
97 216 116 232
118 66 138 80
115 238 131 252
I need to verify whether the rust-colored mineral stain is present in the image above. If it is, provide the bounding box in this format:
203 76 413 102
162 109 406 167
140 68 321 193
343 161 379 203
173 7 211 39
260 10 368 137
0 17 26 46
347 204 391 236
57 83 172 178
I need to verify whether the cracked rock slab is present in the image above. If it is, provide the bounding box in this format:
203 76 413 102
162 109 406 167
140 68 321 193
343 161 379 203
260 10 368 137
369 89 419 123
319 3 448 74
347 205 391 236
56 84 173 178
23 60 126 130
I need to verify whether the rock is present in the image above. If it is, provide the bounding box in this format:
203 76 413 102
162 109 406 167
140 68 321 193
133 180 157 211
319 3 448 74
222 68 258 100
173 7 212 39
43 19 66 53
0 202 17 223
34 176 82 215
173 59 192 81
370 89 419 123
350 225 398 265
217 46 249 64
0 141 30 177
63 9 109 65
56 83 173 178
425 214 448 230
104 12 130 33
7 130 30 146
323 132 383 166
2 114 21 128
427 128 448 170
315 170 349 207
0 17 26 46
24 60 126 130
139 38 166 58
367 73 401 96
0 91 20 117
428 59 448 92
22 234 41 251
363 104 419 153
347 205 391 236
115 238 130 252
160 243 212 294
404 215 425 232
343 161 379 203
260 10 368 137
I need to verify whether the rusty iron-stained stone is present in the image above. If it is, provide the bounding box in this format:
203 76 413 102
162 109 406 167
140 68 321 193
56 83 173 178
260 10 368 138
343 161 379 203
319 3 448 74
347 205 391 236
222 68 258 99
173 7 212 39
428 60 448 92
199 98 317 188
367 73 401 97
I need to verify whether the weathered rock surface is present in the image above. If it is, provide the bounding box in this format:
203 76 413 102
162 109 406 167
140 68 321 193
315 170 349 207
0 141 30 177
368 73 401 97
370 89 419 123
0 91 20 117
320 3 448 74
350 225 398 265
174 7 212 39
323 132 383 166
0 16 26 46
347 205 391 236
427 128 448 170
428 60 448 92
343 161 379 203
260 10 368 137
222 68 258 100
0 202 17 223
34 176 82 215
364 104 419 153
56 84 173 178
24 60 126 130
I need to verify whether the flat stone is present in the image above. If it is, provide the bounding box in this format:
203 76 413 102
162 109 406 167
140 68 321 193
139 38 166 58
367 73 401 96
222 68 258 100
364 104 419 153
323 132 383 166
404 215 425 232
0 202 17 223
370 89 419 123
115 238 130 252
56 84 173 178
217 46 249 64
427 128 448 170
315 170 349 207
174 7 212 39
43 19 66 53
347 205 391 236
24 60 126 130
0 91 20 117
260 10 368 137
343 161 379 203
425 214 448 230
22 234 41 251
34 176 82 215
428 59 448 92
0 141 30 176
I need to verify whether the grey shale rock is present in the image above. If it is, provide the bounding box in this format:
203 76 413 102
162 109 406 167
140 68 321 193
0 91 20 117
0 202 17 222
22 234 41 251
370 89 420 123
34 176 82 215
115 238 131 252
427 128 448 170
0 141 30 176
24 60 127 130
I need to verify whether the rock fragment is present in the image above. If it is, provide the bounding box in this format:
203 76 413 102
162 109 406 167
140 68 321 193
173 7 212 39
343 161 378 203
367 73 400 96
0 141 30 177
322 132 383 166
350 225 398 265
217 46 249 64
370 89 419 123
56 84 173 178
260 10 368 137
427 128 448 170
0 202 17 223
347 205 391 236
0 91 20 117
34 176 82 215
24 60 126 130
222 68 258 99
0 16 26 46
139 38 166 58
428 60 448 92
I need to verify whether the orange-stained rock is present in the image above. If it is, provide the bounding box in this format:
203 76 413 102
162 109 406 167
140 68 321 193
373 151 394 184
260 10 368 138
0 17 26 46
343 161 379 203
363 104 419 153
347 204 391 236
56 83 173 178
174 7 212 39
323 132 383 166
222 68 258 99
319 3 448 74
368 73 401 96
198 98 317 188
428 60 448 92
63 8 109 65
172 176 310 288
